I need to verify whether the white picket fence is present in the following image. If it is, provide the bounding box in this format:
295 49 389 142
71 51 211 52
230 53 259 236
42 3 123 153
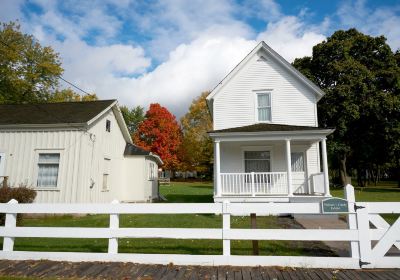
0 185 399 269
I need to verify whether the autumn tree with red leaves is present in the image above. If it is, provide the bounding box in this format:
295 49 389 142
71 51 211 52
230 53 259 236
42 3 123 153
134 103 182 171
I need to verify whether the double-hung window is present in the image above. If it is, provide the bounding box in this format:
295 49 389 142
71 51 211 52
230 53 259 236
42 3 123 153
244 151 271 173
256 92 271 122
37 153 60 188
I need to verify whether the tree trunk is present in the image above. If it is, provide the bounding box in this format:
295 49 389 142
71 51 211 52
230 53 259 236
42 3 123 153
339 155 348 186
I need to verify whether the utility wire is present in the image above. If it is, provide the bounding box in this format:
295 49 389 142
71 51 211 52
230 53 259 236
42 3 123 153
0 37 95 140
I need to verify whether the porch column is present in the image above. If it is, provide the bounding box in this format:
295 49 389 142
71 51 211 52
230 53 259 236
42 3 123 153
215 140 221 197
320 138 331 196
285 139 293 196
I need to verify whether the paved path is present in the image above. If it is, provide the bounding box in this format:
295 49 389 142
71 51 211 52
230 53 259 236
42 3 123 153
295 215 350 257
0 260 399 279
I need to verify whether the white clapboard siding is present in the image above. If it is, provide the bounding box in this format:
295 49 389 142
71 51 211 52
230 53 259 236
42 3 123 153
213 50 318 131
0 192 399 269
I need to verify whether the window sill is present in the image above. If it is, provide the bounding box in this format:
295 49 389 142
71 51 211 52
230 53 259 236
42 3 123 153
34 188 60 191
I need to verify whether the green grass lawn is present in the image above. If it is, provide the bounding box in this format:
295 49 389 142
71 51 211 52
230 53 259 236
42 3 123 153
1 181 398 255
331 180 400 202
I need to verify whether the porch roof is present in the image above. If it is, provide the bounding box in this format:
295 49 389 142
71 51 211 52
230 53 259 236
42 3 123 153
208 123 334 141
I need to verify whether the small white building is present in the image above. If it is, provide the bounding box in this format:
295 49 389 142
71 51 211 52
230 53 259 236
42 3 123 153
207 41 334 202
0 100 162 203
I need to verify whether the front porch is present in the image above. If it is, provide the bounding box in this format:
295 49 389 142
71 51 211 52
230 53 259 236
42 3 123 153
209 124 335 202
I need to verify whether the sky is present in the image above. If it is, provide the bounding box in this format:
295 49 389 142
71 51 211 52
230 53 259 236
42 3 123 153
1 0 400 117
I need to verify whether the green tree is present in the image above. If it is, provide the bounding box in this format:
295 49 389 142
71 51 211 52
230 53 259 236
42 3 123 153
293 29 400 186
120 105 145 135
49 88 98 102
180 92 213 176
0 22 63 104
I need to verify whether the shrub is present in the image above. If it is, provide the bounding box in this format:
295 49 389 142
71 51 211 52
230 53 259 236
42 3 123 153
0 184 37 225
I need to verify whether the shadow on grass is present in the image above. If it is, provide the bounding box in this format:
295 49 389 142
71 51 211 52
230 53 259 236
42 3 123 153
162 194 213 203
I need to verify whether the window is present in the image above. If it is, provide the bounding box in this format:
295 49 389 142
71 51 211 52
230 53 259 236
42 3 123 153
148 162 157 180
106 120 111 132
37 153 60 188
291 152 305 172
103 158 110 190
244 151 271 173
256 92 271 122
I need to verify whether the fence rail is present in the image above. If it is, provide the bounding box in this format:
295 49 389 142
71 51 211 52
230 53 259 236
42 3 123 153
0 185 399 269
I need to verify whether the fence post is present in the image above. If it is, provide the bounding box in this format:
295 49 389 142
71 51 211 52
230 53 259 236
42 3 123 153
3 199 18 252
345 184 359 259
222 201 231 256
356 203 372 267
251 172 255 197
108 200 119 254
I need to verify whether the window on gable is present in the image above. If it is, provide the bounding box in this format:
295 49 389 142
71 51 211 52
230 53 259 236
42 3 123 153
37 153 60 188
106 120 111 132
257 92 271 122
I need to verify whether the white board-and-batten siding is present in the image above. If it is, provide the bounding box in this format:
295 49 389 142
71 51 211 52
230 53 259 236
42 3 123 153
213 50 318 131
0 129 87 203
0 108 158 203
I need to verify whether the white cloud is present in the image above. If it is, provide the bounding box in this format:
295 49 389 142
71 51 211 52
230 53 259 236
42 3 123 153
337 0 400 50
257 16 326 62
4 0 399 119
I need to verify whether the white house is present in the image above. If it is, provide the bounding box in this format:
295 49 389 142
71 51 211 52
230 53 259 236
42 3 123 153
0 100 162 203
207 41 334 202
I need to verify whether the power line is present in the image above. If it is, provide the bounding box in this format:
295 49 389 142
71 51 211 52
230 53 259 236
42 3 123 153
0 38 91 95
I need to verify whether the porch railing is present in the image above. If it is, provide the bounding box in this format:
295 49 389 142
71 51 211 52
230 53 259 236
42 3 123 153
220 172 288 196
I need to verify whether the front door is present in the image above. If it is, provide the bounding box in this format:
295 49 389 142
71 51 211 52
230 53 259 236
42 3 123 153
291 152 307 193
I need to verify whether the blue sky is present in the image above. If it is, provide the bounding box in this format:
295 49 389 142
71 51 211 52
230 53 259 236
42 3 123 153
1 0 400 116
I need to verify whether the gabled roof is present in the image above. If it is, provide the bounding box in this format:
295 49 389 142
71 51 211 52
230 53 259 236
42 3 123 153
208 123 335 139
210 123 332 133
206 41 325 104
0 100 133 144
0 100 116 125
124 143 163 165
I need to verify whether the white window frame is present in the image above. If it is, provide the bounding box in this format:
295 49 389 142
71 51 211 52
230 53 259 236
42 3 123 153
148 160 157 181
0 151 6 184
291 152 305 172
241 146 273 173
254 90 272 123
34 149 63 190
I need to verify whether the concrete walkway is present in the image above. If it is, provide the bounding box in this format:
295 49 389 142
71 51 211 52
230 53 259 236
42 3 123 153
295 215 351 257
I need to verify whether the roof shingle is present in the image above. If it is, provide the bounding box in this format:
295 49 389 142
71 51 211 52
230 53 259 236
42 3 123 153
210 123 330 133
0 100 116 125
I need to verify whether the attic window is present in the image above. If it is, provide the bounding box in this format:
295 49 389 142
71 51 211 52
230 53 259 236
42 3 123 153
106 120 111 132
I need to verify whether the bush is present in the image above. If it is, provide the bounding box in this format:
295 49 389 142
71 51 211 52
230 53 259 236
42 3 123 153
0 184 37 225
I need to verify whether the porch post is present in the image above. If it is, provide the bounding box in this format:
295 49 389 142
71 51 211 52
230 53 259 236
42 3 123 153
321 138 331 196
215 140 221 197
285 139 293 196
